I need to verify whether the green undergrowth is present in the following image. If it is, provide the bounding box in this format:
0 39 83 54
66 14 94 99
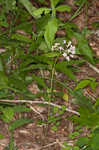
0 0 99 149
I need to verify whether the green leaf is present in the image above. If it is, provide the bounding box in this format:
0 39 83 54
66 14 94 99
9 75 27 92
50 0 58 16
36 15 50 32
53 106 59 113
9 119 33 131
9 132 15 150
70 89 93 110
44 52 60 57
19 0 37 18
77 109 99 127
52 0 60 7
73 146 80 150
62 67 76 81
33 8 50 18
33 55 53 65
37 0 48 5
1 107 14 123
13 105 31 113
44 18 58 48
20 64 48 72
90 82 98 91
0 73 8 91
74 32 94 64
75 80 90 90
56 62 76 81
63 93 68 101
93 127 99 134
0 13 9 27
88 77 96 82
0 57 4 72
76 137 89 148
51 125 57 131
32 74 47 89
0 72 8 86
69 132 80 139
61 105 66 111
11 33 32 43
92 22 99 28
0 133 4 139
91 134 99 150
56 5 71 12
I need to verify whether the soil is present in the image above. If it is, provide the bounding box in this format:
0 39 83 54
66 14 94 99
0 0 99 149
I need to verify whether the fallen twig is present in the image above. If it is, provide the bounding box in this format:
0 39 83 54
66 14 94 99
0 99 80 116
27 104 44 120
40 141 57 149
40 139 73 149
56 139 66 148
87 62 99 74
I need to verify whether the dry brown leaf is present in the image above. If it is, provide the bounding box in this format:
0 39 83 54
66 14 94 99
28 83 40 94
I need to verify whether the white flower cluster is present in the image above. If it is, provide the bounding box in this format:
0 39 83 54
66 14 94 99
51 40 76 61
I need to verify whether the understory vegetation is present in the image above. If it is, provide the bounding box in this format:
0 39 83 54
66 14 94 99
0 0 99 149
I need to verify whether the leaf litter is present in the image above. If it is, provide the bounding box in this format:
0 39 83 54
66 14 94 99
0 0 99 150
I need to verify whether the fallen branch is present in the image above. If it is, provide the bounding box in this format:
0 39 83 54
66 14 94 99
0 99 80 116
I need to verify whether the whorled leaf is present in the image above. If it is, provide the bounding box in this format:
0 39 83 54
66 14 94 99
44 18 58 48
9 119 33 131
56 61 76 81
75 80 90 90
33 8 51 18
1 107 14 123
19 0 37 18
56 5 71 12
74 32 94 64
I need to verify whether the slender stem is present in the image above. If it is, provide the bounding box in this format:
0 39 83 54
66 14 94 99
47 58 58 123
50 0 56 17
50 58 57 97
69 0 86 21
85 0 88 26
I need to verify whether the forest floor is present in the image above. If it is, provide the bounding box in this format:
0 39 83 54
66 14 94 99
0 0 99 150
